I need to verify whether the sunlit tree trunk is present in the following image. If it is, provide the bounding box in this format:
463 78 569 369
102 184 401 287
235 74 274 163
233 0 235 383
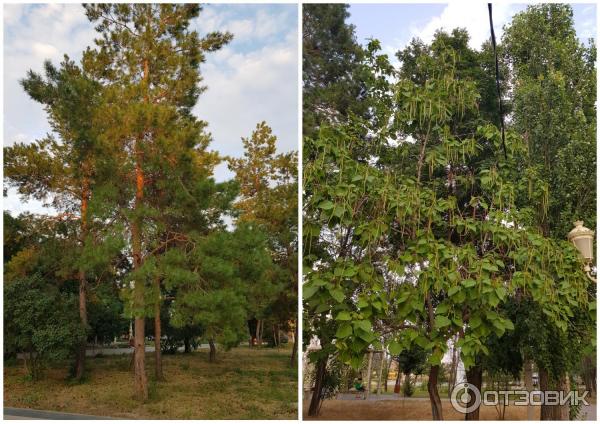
131 57 148 397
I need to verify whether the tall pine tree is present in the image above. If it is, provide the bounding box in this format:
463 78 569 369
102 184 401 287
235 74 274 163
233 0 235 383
81 4 231 400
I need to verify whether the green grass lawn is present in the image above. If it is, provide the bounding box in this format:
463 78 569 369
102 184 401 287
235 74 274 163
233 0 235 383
4 346 297 419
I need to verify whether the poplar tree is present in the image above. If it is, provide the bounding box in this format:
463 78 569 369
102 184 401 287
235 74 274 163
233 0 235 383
81 4 232 400
503 5 596 419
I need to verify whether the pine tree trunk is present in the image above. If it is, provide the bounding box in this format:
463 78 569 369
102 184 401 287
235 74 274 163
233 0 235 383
130 57 150 401
428 365 444 420
131 132 147 401
74 179 90 381
308 355 328 416
465 365 482 420
184 336 191 353
153 280 164 381
209 339 216 362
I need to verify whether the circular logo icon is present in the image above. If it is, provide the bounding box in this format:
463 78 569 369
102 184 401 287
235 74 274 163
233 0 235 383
450 382 481 414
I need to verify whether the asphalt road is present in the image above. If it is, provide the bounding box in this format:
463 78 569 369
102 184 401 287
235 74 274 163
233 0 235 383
4 407 112 420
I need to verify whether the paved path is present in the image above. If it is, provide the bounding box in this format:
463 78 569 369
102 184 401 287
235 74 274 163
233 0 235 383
17 344 213 359
85 343 211 356
4 407 112 420
336 392 429 401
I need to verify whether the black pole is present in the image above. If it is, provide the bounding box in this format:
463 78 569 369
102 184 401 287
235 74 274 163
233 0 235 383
488 3 507 160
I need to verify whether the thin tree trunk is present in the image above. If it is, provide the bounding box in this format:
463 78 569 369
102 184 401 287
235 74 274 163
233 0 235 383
425 292 443 419
184 336 191 353
131 78 148 399
290 321 297 367
366 350 374 399
74 178 90 380
153 278 164 381
465 365 482 420
209 339 216 362
308 355 327 416
449 337 459 396
384 355 393 393
394 361 402 393
428 365 444 420
524 357 534 420
377 352 385 395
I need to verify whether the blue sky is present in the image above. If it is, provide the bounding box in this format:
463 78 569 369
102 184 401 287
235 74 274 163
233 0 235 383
3 3 298 215
348 3 596 64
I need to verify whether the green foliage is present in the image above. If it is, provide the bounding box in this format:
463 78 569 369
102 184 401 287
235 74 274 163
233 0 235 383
4 274 85 379
402 375 415 397
303 9 594 385
302 4 366 137
500 3 597 384
165 224 279 353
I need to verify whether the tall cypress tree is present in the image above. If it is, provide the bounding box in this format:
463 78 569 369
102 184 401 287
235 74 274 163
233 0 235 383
81 4 231 400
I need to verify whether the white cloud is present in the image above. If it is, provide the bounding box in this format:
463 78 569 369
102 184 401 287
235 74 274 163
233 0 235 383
3 4 97 151
194 37 298 182
408 3 523 50
3 4 298 214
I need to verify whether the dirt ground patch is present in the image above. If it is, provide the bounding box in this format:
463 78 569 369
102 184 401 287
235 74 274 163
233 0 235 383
303 398 541 420
5 346 297 419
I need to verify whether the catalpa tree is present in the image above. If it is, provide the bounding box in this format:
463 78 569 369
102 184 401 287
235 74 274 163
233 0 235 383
303 43 594 420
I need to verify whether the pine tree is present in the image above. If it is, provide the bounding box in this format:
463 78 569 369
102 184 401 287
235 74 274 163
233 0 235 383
81 4 232 400
228 122 298 359
4 57 103 380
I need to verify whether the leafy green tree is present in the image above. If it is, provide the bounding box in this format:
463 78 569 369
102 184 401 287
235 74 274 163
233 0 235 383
303 35 593 421
502 5 596 419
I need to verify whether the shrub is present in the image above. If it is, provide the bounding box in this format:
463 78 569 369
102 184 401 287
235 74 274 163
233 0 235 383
4 274 85 379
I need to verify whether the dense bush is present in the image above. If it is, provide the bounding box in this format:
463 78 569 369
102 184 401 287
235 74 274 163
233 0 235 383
4 274 86 379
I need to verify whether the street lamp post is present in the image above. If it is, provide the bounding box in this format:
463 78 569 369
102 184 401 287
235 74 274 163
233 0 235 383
567 221 596 283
